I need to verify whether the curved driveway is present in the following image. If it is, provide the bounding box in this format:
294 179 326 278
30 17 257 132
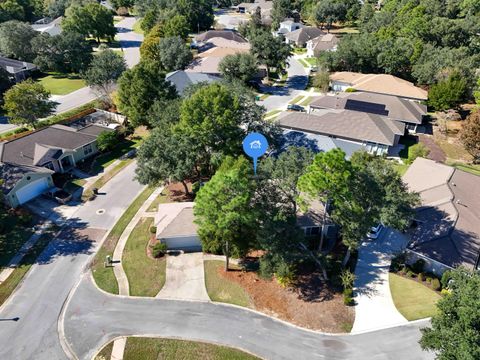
63 275 433 360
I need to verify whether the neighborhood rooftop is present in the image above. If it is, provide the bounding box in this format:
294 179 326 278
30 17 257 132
285 27 324 45
0 56 37 74
277 109 405 146
310 92 427 125
403 158 480 270
194 30 247 44
330 72 428 101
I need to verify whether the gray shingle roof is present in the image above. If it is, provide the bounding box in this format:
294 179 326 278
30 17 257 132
0 56 36 74
310 93 426 125
0 162 53 195
195 30 247 44
277 110 404 146
166 70 221 95
285 27 324 45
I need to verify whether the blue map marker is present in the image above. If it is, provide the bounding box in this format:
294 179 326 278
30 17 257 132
242 132 268 175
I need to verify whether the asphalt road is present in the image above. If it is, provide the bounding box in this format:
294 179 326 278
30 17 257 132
64 275 434 360
0 162 144 360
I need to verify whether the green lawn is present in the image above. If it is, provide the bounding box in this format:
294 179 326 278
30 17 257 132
293 47 307 54
123 217 166 297
446 161 480 176
92 186 156 294
298 96 313 106
0 220 34 270
389 273 441 320
37 74 86 95
95 341 113 360
304 57 317 67
122 337 259 360
265 109 282 118
297 58 309 68
147 189 171 212
392 162 409 176
0 231 54 306
133 18 144 34
289 95 304 105
204 260 251 308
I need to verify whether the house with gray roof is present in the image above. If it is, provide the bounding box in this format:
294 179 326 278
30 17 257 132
165 70 221 95
31 17 62 36
309 92 427 132
284 27 324 47
0 123 113 207
0 56 37 82
402 158 480 275
277 109 404 156
306 33 338 56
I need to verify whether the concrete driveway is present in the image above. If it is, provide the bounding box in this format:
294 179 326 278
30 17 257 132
156 252 209 301
351 228 410 333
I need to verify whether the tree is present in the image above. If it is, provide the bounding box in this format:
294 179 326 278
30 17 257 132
139 25 162 62
162 14 190 39
176 0 214 32
194 156 258 269
0 20 37 61
140 9 159 33
460 110 480 163
96 130 118 151
63 2 116 42
116 60 177 127
314 0 347 31
420 268 480 359
312 70 330 92
0 68 12 98
428 72 467 111
3 80 55 128
250 29 291 79
218 53 258 84
0 0 25 22
157 36 192 72
32 32 93 74
83 49 127 105
271 0 292 30
474 77 480 105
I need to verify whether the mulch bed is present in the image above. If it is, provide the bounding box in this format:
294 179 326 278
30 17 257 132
165 182 194 202
418 135 447 162
217 261 354 333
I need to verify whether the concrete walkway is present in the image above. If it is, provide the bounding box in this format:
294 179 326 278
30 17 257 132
156 252 209 301
351 228 410 333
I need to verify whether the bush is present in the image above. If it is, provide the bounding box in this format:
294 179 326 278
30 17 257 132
344 295 354 306
426 276 432 284
151 242 167 258
440 288 451 296
191 181 201 195
406 143 430 165
431 278 441 291
345 87 357 92
441 270 453 289
149 225 157 234
312 71 330 92
343 287 353 297
406 270 414 278
418 272 426 282
258 255 275 280
390 252 406 272
274 261 296 288
411 259 426 274
97 130 118 152
340 269 355 289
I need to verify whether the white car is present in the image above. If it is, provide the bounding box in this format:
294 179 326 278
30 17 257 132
367 224 384 240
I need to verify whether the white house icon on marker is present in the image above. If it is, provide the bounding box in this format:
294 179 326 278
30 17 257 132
249 140 261 149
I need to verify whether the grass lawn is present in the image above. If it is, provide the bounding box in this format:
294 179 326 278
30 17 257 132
123 337 259 360
297 58 309 68
37 74 86 95
398 135 418 160
95 341 113 360
0 231 54 306
0 220 34 270
304 57 317 67
289 95 304 105
293 47 307 54
204 260 251 307
258 93 270 101
389 273 441 321
133 18 144 34
446 161 480 176
392 162 409 176
298 96 313 106
92 186 155 294
123 217 166 297
146 189 171 212
265 109 282 118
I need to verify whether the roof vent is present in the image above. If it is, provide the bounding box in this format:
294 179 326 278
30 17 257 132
20 151 24 158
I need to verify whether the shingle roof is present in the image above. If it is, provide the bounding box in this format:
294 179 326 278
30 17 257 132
195 30 247 44
0 56 36 74
166 70 220 95
277 109 404 146
158 207 198 238
309 33 339 52
330 72 428 100
0 162 53 195
285 27 324 45
403 158 480 270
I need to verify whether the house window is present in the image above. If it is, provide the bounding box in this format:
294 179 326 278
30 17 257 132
83 143 93 156
304 226 320 236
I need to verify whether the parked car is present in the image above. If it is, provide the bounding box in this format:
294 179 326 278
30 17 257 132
287 104 305 112
367 223 384 240
120 149 137 160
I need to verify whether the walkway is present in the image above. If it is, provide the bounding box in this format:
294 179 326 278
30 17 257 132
351 228 410 333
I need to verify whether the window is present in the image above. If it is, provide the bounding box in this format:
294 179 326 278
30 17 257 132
83 143 93 156
304 226 321 236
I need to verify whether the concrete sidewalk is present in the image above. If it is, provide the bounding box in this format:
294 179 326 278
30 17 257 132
351 228 409 333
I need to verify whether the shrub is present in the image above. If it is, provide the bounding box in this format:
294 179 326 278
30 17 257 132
441 270 453 289
426 277 432 284
431 278 441 291
406 270 414 278
151 242 167 258
345 87 357 92
312 71 330 92
406 143 430 165
343 287 353 298
440 288 451 296
258 255 275 280
19 213 33 225
191 181 201 195
344 295 354 306
149 225 157 234
340 269 355 290
411 259 426 274
418 272 426 282
390 252 406 272
96 130 118 152
274 261 296 288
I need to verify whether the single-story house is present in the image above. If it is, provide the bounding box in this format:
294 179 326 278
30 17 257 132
276 18 303 36
156 202 201 251
403 158 480 275
236 0 272 15
284 27 324 47
31 17 62 36
194 30 247 46
0 123 114 207
165 70 221 95
330 72 428 102
0 56 37 82
277 109 405 156
306 33 338 57
309 92 427 133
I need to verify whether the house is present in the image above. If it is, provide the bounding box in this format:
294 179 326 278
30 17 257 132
155 202 201 251
277 109 405 156
0 123 114 207
193 30 247 46
165 70 221 95
306 33 338 57
330 72 428 102
277 18 303 36
236 0 273 15
284 27 324 47
31 17 62 36
309 92 427 132
402 158 480 275
0 56 37 82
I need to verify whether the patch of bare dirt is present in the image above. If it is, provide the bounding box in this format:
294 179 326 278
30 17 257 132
218 265 355 333
166 182 194 202
418 135 446 162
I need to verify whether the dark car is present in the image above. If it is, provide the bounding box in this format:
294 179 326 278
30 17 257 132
287 104 306 112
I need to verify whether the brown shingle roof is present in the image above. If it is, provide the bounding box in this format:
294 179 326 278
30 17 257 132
195 30 247 44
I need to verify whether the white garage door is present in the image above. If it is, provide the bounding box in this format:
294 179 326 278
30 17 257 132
16 178 49 205
164 236 202 251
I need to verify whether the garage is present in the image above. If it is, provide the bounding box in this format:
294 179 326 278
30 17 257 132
16 177 50 205
157 207 202 251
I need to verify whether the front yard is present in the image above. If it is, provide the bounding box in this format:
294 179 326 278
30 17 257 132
122 217 166 297
36 73 86 95
389 273 441 320
95 337 259 360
